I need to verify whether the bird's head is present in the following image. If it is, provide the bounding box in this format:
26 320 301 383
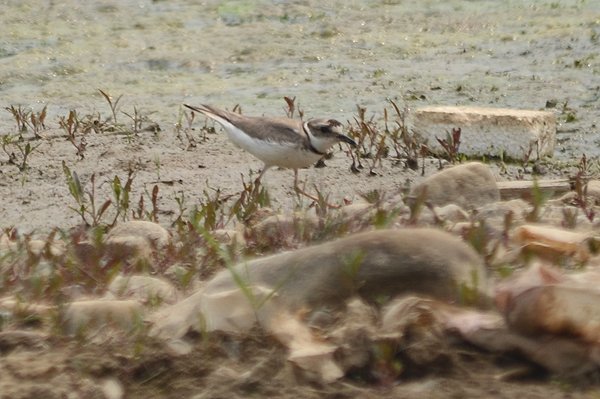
305 119 356 152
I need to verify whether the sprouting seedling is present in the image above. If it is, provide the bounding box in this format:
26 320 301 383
360 190 402 229
62 162 138 227
85 174 113 227
98 89 123 124
173 190 188 226
518 142 536 170
436 127 462 163
459 269 482 306
179 105 215 147
312 184 333 217
5 105 29 134
29 105 47 138
283 96 304 119
341 249 366 295
571 154 596 222
1 134 42 171
4 105 47 139
346 104 389 175
229 173 271 224
407 185 428 225
147 184 160 222
59 110 87 159
62 161 86 222
388 100 422 171
110 167 136 225
15 141 41 171
63 161 110 226
122 106 143 135
525 178 549 223
370 132 387 176
178 106 196 148
197 224 288 314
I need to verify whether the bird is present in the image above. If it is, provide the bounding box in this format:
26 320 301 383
183 103 357 199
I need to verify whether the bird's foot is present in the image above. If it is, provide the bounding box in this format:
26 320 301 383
294 184 341 209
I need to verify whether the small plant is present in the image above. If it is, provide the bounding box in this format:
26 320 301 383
524 179 548 223
406 186 428 225
175 106 196 148
570 154 596 222
347 105 388 175
229 174 271 224
134 184 160 222
386 101 421 171
5 104 47 139
560 100 577 123
360 190 403 229
177 105 215 148
340 249 366 294
59 110 87 159
110 168 136 224
5 105 29 134
173 190 188 226
99 89 123 125
1 134 42 171
122 106 143 135
436 127 462 163
62 162 137 227
63 161 111 227
283 96 304 119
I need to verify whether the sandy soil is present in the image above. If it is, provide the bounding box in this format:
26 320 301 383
1 0 600 397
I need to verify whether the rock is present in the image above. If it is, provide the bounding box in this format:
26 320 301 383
104 235 153 264
338 202 377 226
409 162 500 209
149 285 277 339
0 330 48 353
408 106 556 159
248 212 318 249
0 231 18 253
477 199 531 221
150 228 489 339
433 204 469 223
107 274 178 304
207 227 489 310
165 339 193 356
100 378 124 399
103 220 171 266
512 224 594 263
505 284 600 343
446 305 599 376
213 228 245 247
27 239 66 258
557 180 600 206
106 221 170 249
62 300 144 335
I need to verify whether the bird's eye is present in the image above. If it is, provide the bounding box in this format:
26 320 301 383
320 125 331 133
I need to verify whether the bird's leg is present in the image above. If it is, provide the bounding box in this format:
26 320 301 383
254 165 271 187
293 169 341 209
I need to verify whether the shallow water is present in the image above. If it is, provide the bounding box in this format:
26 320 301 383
2 1 598 147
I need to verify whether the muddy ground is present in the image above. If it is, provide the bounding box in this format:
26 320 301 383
1 0 600 397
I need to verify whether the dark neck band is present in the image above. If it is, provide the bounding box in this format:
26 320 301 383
302 123 326 156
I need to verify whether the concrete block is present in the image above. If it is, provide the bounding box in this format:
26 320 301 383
409 162 500 209
408 106 556 159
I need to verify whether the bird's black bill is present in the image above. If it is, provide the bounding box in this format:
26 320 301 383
183 104 201 113
337 134 357 147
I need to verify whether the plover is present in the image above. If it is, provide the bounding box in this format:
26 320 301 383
183 104 356 193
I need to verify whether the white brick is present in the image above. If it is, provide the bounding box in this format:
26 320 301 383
408 106 556 159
